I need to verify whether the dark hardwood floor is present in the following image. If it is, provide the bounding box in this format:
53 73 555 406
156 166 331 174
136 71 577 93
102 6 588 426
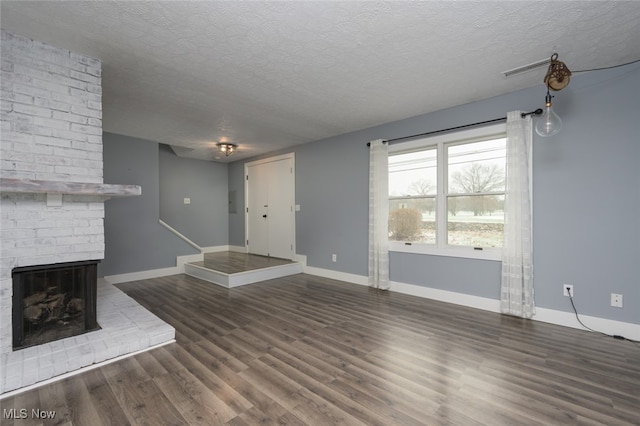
2 273 639 425
190 252 295 275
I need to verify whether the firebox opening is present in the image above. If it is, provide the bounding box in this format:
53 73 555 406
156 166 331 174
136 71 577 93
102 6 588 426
12 260 100 350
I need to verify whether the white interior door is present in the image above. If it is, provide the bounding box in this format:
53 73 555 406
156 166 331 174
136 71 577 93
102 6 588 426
267 158 294 259
246 154 295 259
247 163 269 256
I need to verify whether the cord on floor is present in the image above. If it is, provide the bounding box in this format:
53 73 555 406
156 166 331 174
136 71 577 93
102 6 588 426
566 287 639 345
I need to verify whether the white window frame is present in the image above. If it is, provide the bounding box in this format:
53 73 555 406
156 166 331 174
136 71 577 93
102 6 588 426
389 123 507 261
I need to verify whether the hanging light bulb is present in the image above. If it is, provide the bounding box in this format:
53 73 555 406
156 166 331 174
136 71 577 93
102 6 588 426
534 53 570 137
535 88 562 137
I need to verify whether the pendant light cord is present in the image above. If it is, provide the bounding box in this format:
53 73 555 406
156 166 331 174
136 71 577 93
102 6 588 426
572 58 640 73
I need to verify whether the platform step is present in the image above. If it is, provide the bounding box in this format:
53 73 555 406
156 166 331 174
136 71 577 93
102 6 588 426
184 261 302 288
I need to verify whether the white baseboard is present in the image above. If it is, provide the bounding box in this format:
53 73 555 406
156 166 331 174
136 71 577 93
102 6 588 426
228 245 303 260
302 266 640 341
102 247 233 284
303 264 368 286
177 252 204 265
103 252 205 284
533 307 640 341
185 262 303 288
390 280 502 313
294 253 307 266
201 245 235 253
103 266 182 284
103 248 290 286
228 245 247 253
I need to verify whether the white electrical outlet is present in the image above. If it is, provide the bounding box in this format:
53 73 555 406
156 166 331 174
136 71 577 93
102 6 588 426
183 197 191 205
563 284 573 297
611 293 623 308
332 254 337 262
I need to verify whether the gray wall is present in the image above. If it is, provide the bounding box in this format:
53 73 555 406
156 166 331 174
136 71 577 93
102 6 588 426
99 133 198 277
532 62 640 323
229 62 640 325
159 145 228 247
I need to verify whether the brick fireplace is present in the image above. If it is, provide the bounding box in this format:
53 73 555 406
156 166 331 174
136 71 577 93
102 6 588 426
12 260 99 350
1 30 174 394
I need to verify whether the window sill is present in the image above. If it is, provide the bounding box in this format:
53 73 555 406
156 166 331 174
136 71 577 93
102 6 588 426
389 242 502 261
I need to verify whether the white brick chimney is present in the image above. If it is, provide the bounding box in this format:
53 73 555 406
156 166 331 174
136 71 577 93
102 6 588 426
0 31 164 395
1 29 105 350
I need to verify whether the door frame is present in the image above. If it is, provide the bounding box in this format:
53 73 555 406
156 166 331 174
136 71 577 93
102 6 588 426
244 152 296 259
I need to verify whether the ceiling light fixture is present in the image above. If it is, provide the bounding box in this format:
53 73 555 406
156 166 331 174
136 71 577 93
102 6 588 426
543 53 572 91
535 53 571 137
216 142 237 157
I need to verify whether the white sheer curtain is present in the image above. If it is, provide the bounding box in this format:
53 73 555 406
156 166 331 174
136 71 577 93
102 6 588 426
368 139 390 290
500 111 534 318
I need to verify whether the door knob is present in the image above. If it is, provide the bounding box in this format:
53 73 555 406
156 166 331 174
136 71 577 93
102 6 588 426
262 214 267 218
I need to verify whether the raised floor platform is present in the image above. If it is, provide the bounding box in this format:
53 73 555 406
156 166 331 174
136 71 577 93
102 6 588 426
184 251 303 288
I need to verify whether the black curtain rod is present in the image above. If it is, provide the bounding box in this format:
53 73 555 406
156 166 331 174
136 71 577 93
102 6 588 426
366 108 543 146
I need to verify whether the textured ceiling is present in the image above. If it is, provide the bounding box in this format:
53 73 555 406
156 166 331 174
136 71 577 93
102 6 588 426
2 1 640 162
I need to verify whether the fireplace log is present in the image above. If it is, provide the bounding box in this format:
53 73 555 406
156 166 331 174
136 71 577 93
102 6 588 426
23 292 70 324
44 293 65 323
24 305 45 323
24 291 47 307
66 298 84 314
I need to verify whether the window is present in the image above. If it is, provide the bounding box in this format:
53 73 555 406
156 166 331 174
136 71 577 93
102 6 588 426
388 124 506 260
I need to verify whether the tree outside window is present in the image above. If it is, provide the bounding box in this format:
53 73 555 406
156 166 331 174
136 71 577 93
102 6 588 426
388 133 506 250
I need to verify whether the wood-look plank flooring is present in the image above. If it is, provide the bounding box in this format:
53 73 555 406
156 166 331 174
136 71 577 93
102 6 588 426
190 252 294 274
2 273 639 425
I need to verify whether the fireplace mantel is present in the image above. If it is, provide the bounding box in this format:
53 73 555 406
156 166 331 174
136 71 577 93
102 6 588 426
0 178 141 197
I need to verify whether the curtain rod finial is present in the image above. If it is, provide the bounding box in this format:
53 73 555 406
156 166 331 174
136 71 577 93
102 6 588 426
521 108 543 118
